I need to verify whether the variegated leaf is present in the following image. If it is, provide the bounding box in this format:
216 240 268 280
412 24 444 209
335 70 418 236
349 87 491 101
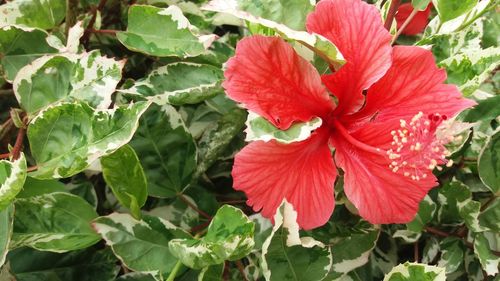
93 213 191 280
0 154 27 211
0 25 59 81
169 205 255 269
0 0 66 30
260 201 332 281
11 192 100 252
473 232 500 276
14 51 125 115
27 101 150 179
245 112 322 144
383 262 446 281
203 0 345 67
122 62 223 105
117 5 215 57
0 204 14 266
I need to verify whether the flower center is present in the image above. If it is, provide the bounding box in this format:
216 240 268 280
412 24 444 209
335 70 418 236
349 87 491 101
386 112 452 181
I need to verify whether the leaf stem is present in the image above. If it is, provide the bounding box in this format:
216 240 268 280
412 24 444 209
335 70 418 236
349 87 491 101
166 260 183 281
414 241 419 262
10 127 25 160
82 0 108 44
88 29 117 35
235 260 248 281
0 153 9 159
384 0 401 31
178 193 212 220
392 7 419 44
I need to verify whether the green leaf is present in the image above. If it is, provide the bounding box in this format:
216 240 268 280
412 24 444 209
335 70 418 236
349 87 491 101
406 195 437 233
0 25 58 81
433 0 477 22
383 262 446 281
422 237 440 264
463 95 500 122
147 195 199 231
0 154 27 211
412 0 432 11
117 5 214 57
0 205 14 266
130 104 196 198
0 0 66 29
473 232 499 276
437 237 465 274
236 0 314 30
478 198 500 232
16 176 66 198
260 201 332 281
245 112 322 144
425 0 495 35
439 47 500 96
27 101 150 179
203 1 345 67
330 226 380 278
198 264 224 281
11 192 100 252
123 62 223 105
93 213 191 279
437 180 473 224
169 205 255 269
8 247 119 281
14 51 125 115
116 273 157 281
101 145 148 219
478 130 500 193
196 108 246 178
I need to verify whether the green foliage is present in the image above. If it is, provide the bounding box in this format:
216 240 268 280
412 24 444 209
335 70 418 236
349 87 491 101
101 144 148 219
169 205 255 269
0 0 498 280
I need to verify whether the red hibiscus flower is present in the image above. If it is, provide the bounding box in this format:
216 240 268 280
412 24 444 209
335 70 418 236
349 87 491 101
395 3 432 35
223 0 475 230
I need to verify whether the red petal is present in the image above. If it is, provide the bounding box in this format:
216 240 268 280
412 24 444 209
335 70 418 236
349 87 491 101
223 35 334 130
306 0 392 115
348 46 476 128
332 133 437 224
395 3 431 36
232 128 336 230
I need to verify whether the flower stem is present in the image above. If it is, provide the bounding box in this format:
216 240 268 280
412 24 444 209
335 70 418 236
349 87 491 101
384 0 402 31
392 7 419 44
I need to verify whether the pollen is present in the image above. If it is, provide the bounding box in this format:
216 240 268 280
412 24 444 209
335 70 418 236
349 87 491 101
386 112 453 181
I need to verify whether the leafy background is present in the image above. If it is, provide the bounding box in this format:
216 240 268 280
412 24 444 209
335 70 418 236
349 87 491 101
0 0 499 280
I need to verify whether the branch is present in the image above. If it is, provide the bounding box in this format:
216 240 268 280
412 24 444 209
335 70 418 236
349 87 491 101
88 29 117 35
384 0 401 31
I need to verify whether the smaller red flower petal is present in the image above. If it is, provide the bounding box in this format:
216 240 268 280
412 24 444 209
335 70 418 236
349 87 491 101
223 35 334 130
395 3 432 36
306 0 392 115
232 128 336 230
